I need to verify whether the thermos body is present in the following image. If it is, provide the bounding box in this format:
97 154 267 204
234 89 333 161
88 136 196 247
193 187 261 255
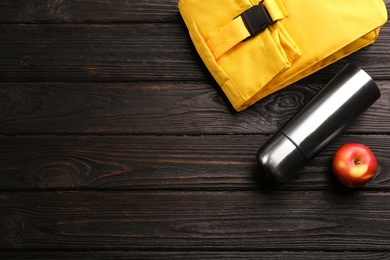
257 64 381 183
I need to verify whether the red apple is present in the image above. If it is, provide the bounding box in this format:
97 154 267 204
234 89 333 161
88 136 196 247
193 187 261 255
332 143 377 188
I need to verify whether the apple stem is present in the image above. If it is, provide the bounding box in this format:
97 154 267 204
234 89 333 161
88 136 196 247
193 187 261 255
354 160 361 166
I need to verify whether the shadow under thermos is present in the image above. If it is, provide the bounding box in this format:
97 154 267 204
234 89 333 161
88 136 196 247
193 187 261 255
256 63 381 183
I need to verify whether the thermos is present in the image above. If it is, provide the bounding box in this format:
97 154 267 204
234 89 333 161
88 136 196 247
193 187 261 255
256 63 381 182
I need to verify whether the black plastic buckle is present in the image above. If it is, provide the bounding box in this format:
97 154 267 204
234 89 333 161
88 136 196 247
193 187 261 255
240 3 273 36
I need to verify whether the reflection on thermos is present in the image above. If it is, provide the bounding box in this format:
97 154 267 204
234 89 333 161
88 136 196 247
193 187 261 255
257 64 381 183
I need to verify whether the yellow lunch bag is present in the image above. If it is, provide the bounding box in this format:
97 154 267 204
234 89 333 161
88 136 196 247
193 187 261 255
178 0 388 111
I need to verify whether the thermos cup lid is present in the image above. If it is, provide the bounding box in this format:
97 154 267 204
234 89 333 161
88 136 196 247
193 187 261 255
257 132 306 183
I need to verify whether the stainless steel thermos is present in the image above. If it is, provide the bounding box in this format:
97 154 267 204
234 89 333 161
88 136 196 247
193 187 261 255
256 64 381 182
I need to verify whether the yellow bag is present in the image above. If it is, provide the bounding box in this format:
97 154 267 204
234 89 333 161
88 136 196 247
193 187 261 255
178 0 388 111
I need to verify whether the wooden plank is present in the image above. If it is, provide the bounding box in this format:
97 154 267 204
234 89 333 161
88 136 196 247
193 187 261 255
0 0 389 24
1 190 390 251
0 250 389 259
0 23 203 82
0 81 389 135
0 135 389 190
0 0 180 24
0 24 390 82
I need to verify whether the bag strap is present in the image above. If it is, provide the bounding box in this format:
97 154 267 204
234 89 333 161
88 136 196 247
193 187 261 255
206 0 288 59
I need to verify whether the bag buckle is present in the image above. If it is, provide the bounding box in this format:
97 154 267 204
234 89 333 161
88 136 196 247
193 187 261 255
240 2 273 36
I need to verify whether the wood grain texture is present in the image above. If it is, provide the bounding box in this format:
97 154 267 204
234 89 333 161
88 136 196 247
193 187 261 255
0 135 389 191
0 23 202 82
1 251 390 260
1 190 390 251
1 0 390 257
0 0 389 24
0 81 389 135
0 0 180 24
0 23 389 82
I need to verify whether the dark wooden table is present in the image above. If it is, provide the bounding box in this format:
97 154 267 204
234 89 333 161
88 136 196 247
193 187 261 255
0 0 390 259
